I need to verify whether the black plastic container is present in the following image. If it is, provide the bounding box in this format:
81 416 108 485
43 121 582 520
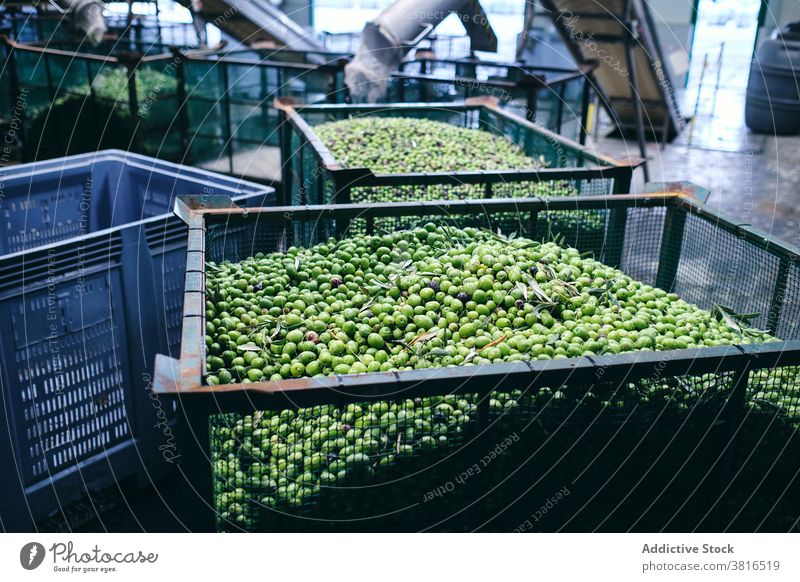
746 37 800 134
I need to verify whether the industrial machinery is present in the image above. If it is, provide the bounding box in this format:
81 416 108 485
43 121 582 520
344 0 498 101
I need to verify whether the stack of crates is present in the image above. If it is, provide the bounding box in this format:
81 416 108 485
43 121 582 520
0 150 273 531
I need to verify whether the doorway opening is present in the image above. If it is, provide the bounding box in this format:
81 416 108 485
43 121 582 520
684 0 765 151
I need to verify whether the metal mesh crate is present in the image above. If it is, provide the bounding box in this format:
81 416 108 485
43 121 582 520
276 97 639 253
3 38 227 164
154 190 800 532
180 53 345 181
3 37 347 177
0 152 274 531
391 59 595 142
4 37 187 162
0 11 198 47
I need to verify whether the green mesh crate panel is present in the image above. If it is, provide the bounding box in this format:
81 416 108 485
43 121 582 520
389 60 589 141
156 194 800 532
279 101 631 246
182 57 341 168
720 406 800 531
211 381 732 532
5 40 342 166
3 13 197 48
9 41 183 161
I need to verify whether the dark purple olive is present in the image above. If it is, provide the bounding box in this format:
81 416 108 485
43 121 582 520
341 423 352 434
306 331 320 344
515 299 525 309
428 280 440 293
433 411 446 423
456 292 470 303
254 282 264 291
530 266 538 276
327 452 339 461
330 277 343 288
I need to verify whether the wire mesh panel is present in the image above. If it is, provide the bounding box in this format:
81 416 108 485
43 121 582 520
209 371 739 532
279 101 633 247
476 389 734 532
776 262 800 341
5 39 205 163
182 56 341 179
158 195 800 532
0 12 197 47
721 401 800 531
618 207 668 285
391 60 590 141
9 43 184 161
14 51 133 159
134 58 183 160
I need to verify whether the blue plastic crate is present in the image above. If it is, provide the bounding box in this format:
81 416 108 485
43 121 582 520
0 151 274 531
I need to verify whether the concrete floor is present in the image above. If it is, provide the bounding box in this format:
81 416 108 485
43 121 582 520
592 89 799 247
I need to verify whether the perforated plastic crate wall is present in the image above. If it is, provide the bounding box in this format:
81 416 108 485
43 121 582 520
0 150 270 252
0 225 159 531
0 152 273 531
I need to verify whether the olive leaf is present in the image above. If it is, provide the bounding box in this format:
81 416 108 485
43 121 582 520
516 281 529 301
391 338 413 351
529 279 552 303
532 304 554 316
539 262 557 280
713 305 768 337
409 330 438 347
237 342 263 352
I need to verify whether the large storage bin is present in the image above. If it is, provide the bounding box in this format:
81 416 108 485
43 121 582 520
745 38 800 134
276 97 639 256
4 38 191 162
2 37 346 176
0 151 274 531
179 52 344 181
154 190 800 532
277 98 633 204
